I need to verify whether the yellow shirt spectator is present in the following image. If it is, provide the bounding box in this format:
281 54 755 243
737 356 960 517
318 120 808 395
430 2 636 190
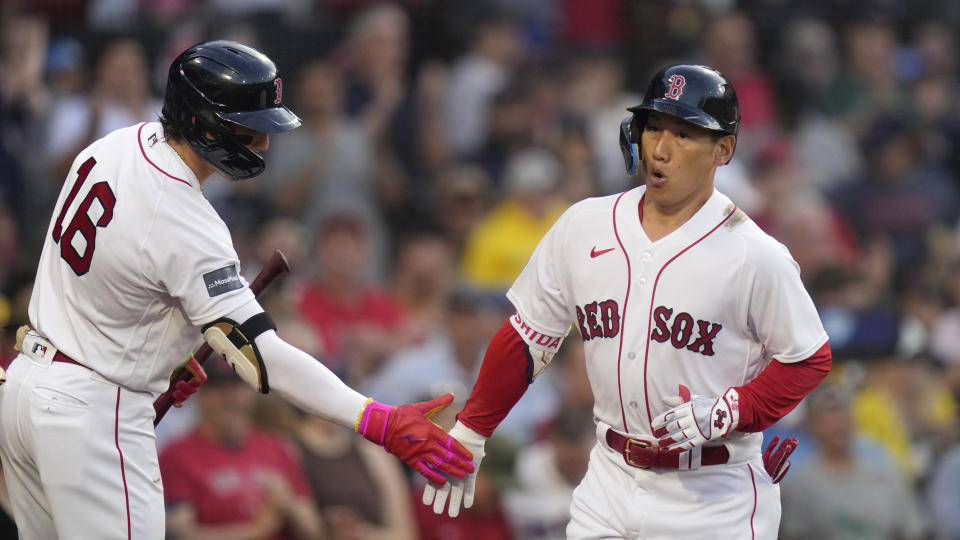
460 148 569 290
461 197 568 290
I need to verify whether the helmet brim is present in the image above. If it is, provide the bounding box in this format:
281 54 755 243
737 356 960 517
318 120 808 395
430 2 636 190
219 106 302 133
627 100 727 134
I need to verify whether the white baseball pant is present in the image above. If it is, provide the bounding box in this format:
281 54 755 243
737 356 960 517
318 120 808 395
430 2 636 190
567 441 780 539
0 337 163 539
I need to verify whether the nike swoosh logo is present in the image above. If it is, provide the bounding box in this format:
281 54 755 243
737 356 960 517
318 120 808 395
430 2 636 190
590 247 615 258
397 434 426 444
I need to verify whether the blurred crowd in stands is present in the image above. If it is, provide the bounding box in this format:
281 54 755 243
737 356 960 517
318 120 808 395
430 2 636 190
2 0 960 538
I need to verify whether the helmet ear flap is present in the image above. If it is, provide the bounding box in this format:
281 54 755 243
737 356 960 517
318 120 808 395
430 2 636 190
619 115 643 176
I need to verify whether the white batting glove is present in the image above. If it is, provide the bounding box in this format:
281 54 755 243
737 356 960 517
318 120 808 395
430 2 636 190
652 385 739 450
422 420 486 517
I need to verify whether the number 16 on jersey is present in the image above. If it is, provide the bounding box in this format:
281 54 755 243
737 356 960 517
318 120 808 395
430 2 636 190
52 157 117 276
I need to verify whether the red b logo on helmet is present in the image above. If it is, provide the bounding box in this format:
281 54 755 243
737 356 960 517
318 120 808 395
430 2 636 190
273 78 283 105
664 74 685 100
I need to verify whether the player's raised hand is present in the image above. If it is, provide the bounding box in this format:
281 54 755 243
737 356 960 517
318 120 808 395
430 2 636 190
356 394 475 485
652 384 739 450
422 420 486 517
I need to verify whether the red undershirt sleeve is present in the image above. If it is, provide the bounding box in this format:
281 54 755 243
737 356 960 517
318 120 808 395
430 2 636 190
456 321 532 437
734 341 832 432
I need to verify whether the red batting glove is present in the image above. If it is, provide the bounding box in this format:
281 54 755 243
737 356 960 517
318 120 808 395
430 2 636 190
762 435 798 483
356 393 475 485
172 355 207 407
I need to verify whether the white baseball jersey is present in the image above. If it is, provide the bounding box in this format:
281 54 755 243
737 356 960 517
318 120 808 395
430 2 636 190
28 121 255 394
507 186 828 455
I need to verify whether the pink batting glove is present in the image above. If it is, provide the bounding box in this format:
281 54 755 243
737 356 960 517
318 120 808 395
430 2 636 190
356 393 474 485
172 355 207 407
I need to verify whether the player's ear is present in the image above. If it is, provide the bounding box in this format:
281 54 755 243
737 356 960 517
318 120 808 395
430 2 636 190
713 135 735 165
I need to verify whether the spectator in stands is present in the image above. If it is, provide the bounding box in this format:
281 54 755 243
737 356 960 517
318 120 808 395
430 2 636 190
907 20 960 181
291 412 418 540
504 405 594 540
390 228 457 334
296 212 411 383
461 148 568 291
1 12 52 255
563 52 639 195
160 363 321 540
853 355 956 481
361 285 498 412
263 60 379 225
931 259 960 391
831 115 960 285
926 418 960 539
777 18 864 193
780 384 927 540
434 165 491 260
442 10 521 159
699 10 777 162
472 83 535 184
823 19 913 135
45 38 161 180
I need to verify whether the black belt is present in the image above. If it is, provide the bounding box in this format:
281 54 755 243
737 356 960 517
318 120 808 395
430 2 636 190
605 429 729 469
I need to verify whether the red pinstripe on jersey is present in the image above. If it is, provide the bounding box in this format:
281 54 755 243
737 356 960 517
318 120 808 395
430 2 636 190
610 191 634 432
640 203 737 433
137 123 191 187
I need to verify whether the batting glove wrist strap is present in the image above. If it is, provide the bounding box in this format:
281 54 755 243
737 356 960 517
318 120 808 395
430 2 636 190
357 395 475 486
653 385 740 450
356 398 391 444
422 420 486 518
448 421 488 448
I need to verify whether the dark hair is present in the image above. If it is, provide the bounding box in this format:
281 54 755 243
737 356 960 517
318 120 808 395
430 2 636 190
158 111 184 143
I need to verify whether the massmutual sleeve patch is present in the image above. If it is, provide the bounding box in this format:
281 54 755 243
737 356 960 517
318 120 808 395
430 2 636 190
203 265 244 297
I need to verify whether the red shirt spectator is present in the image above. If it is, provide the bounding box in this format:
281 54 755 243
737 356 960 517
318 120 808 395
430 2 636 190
298 283 407 363
297 213 411 379
160 364 320 539
160 429 313 540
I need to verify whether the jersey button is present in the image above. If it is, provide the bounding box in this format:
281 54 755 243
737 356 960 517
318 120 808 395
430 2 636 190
629 401 639 409
628 352 636 359
642 251 652 260
639 278 647 286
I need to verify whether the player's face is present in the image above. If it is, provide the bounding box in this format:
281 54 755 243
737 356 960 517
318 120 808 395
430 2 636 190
640 111 735 210
230 123 269 153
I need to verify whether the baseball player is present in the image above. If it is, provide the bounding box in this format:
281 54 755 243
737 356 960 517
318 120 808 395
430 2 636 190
423 64 832 539
0 40 473 539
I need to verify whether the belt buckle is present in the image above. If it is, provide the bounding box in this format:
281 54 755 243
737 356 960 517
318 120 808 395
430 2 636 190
624 438 652 468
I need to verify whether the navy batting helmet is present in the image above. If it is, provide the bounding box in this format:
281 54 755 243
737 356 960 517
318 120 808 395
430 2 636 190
162 40 301 180
620 64 740 175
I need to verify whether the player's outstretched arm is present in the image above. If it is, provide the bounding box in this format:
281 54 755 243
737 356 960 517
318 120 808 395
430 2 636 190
209 301 475 484
257 329 475 485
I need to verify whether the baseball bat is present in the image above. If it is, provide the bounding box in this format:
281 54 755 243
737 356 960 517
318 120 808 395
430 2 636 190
153 250 291 425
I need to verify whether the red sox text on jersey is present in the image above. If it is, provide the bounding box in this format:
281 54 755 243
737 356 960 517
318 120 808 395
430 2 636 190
576 301 722 357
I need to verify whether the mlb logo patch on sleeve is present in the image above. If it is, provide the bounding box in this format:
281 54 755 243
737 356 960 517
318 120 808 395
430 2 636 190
203 265 243 297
